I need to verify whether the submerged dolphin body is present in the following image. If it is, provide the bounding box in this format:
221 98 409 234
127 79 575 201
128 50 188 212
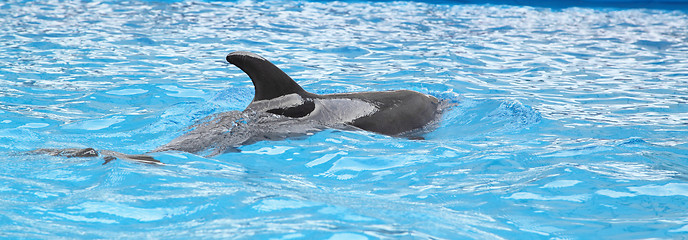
152 51 444 156
33 51 448 162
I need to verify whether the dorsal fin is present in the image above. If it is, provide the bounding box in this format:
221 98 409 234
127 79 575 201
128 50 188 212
226 51 306 101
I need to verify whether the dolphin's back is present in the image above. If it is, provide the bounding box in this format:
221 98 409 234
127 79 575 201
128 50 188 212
324 90 440 135
227 51 444 137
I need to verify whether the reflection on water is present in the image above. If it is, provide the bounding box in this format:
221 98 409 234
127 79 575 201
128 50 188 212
1 0 688 239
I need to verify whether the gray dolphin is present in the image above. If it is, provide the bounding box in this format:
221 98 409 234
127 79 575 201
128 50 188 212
32 51 447 162
153 51 443 156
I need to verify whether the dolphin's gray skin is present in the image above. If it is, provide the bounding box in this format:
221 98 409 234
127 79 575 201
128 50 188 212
152 51 443 156
29 148 162 165
31 51 447 163
231 50 441 135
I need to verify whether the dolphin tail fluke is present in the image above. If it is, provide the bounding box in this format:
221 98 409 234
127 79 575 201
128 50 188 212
28 148 163 165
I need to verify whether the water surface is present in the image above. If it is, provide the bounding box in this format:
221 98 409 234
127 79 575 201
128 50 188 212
1 0 688 239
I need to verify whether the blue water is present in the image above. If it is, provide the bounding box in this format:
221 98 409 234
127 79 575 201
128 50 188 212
1 0 688 239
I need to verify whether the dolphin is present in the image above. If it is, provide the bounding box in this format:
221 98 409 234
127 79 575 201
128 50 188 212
32 51 447 162
152 51 443 156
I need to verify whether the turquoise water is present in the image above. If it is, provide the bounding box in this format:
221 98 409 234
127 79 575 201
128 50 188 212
1 0 688 239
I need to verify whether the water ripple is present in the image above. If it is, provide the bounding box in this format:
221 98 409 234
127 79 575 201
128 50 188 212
1 0 688 239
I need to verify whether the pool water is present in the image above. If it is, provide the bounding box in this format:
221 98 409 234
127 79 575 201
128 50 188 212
1 0 688 239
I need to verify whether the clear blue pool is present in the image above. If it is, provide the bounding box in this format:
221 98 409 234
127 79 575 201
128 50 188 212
1 0 688 239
